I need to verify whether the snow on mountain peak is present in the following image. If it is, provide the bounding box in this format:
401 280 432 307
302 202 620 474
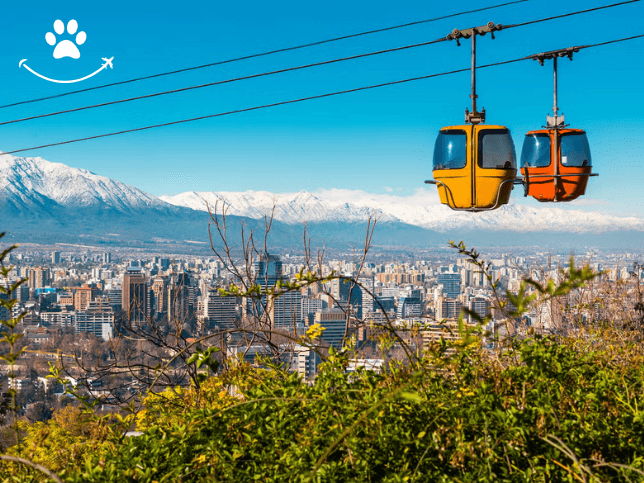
159 188 644 234
0 153 162 211
2 153 642 235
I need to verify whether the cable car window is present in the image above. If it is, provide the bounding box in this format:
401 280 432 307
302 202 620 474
521 133 551 167
478 129 516 169
561 132 592 167
433 130 467 170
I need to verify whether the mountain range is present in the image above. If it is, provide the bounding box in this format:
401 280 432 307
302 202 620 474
1 153 643 251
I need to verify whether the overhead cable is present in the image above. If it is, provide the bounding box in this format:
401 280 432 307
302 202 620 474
503 0 640 29
2 0 641 128
0 37 448 127
2 33 642 158
0 0 529 110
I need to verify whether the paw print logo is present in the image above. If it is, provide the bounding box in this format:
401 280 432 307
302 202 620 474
45 20 86 59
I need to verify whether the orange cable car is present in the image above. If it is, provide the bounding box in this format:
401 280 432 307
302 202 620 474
426 22 518 211
520 47 597 202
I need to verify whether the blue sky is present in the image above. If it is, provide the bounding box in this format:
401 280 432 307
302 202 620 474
1 0 643 216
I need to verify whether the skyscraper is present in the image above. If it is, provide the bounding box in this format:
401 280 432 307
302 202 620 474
122 267 148 325
151 277 167 318
74 284 100 311
358 275 375 313
253 253 282 288
314 308 347 349
203 290 237 331
51 251 60 264
270 290 302 331
167 273 192 324
437 273 461 299
76 299 114 341
28 267 51 290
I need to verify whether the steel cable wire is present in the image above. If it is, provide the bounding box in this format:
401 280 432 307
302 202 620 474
3 33 642 157
0 0 529 110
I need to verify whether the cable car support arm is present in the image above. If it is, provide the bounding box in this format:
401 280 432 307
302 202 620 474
447 21 503 124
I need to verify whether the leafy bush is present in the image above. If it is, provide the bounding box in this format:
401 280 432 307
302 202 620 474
28 330 636 482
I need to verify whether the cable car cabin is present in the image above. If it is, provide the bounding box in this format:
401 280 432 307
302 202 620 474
432 124 517 211
520 128 592 202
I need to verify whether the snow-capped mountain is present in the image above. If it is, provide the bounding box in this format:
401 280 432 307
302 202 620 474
159 189 644 234
0 154 176 214
2 152 644 249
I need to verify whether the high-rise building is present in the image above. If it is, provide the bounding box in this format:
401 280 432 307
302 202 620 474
0 291 9 321
122 267 148 325
436 297 462 320
326 276 351 302
248 253 282 319
203 290 237 331
102 252 112 264
468 296 491 324
301 297 325 322
270 290 302 331
151 277 167 317
396 293 422 319
28 267 51 290
358 276 375 313
51 251 60 264
76 299 114 341
253 253 282 287
74 284 100 311
314 308 347 349
167 273 192 323
437 273 461 299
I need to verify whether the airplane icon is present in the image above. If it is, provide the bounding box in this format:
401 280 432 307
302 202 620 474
101 57 114 69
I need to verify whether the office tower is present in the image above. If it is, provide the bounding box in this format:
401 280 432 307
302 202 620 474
74 284 100 311
51 251 60 264
374 296 396 313
151 277 167 317
122 267 148 325
0 291 8 321
270 289 302 331
247 253 282 318
76 299 114 341
436 297 463 320
396 293 422 319
102 252 112 264
437 273 461 299
253 253 282 287
203 289 237 331
167 273 191 323
468 297 491 324
160 259 170 270
314 308 347 349
327 276 350 301
301 297 325 322
28 267 51 290
358 275 375 313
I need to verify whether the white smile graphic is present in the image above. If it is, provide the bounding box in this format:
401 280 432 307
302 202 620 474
19 57 114 84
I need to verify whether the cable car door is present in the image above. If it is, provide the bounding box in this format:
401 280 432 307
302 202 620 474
474 125 517 209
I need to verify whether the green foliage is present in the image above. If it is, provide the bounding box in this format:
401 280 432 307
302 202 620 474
187 347 221 383
5 406 115 476
49 331 644 482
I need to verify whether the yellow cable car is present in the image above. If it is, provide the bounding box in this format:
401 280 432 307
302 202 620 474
426 21 518 212
432 124 517 210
